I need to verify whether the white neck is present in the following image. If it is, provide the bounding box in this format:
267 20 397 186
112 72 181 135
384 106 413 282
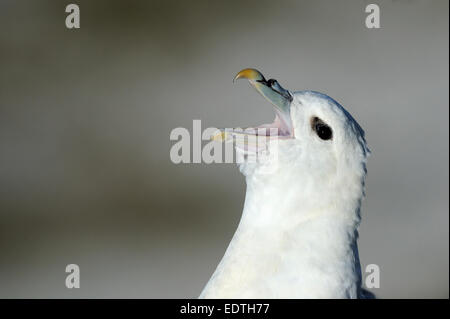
200 164 363 298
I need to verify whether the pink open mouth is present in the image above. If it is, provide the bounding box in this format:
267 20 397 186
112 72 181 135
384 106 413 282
211 68 294 153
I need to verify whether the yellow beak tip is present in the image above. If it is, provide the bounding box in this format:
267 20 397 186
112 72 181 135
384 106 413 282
211 131 227 142
233 68 264 83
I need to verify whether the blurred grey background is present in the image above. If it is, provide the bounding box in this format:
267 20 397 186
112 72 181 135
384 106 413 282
0 0 448 298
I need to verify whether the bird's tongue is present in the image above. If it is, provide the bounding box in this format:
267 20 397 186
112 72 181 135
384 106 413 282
211 114 291 154
255 113 291 137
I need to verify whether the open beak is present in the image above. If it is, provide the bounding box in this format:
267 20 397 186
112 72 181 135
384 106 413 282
212 68 293 151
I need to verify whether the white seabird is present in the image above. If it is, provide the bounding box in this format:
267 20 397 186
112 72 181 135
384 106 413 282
200 68 371 299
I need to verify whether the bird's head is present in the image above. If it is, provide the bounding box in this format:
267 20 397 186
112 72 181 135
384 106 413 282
213 68 370 209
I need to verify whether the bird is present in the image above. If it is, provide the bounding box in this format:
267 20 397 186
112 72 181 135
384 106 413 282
200 68 372 299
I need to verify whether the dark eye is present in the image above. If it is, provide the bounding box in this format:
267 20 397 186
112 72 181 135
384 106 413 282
311 117 333 140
